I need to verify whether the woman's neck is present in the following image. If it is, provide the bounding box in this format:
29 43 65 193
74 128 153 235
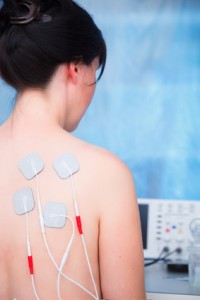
7 83 69 136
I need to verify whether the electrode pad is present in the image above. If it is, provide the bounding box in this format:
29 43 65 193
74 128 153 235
53 153 79 179
43 202 67 228
13 187 35 215
19 153 44 180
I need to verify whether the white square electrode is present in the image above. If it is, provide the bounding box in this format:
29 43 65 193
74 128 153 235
53 153 79 179
13 187 35 215
43 202 67 228
19 153 44 180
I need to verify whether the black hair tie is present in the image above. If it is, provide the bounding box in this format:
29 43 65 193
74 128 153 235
9 0 51 25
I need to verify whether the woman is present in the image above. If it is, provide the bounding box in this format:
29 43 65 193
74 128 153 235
0 0 146 299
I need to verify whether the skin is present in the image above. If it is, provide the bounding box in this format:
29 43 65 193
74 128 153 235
0 58 146 300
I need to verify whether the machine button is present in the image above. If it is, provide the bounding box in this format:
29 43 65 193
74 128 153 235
176 236 184 243
164 234 171 242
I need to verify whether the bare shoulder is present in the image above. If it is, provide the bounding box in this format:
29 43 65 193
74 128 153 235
72 135 133 183
85 140 134 188
63 132 135 204
70 135 137 217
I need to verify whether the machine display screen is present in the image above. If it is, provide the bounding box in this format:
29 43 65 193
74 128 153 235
138 204 148 250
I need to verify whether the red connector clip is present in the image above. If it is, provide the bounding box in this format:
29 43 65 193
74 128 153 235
76 216 83 234
28 256 34 275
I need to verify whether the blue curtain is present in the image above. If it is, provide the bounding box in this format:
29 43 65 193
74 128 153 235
1 0 200 200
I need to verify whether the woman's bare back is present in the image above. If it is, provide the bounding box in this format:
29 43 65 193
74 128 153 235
0 117 145 300
0 124 104 300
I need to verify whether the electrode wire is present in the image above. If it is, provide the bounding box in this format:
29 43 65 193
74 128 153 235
31 275 40 300
57 215 75 300
41 224 97 299
81 234 97 294
144 247 182 267
23 200 40 300
144 247 166 267
34 173 98 300
162 248 181 260
65 163 99 300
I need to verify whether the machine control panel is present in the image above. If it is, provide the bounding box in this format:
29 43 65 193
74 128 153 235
138 198 200 260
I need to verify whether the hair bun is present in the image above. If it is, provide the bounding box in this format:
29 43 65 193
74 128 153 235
0 0 52 31
9 0 40 25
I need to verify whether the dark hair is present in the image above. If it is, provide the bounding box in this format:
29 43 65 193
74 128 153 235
0 0 106 90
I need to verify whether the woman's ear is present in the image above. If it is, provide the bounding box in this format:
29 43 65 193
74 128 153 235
68 63 79 84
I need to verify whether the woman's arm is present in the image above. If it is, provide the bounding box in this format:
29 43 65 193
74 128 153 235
98 157 146 300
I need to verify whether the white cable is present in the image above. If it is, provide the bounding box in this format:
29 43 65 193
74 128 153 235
57 215 75 300
35 175 45 233
24 201 40 300
31 275 40 300
57 269 62 300
65 164 99 300
81 235 99 300
42 232 97 299
34 174 98 300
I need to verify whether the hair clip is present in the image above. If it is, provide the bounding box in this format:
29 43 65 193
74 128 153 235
10 0 40 25
38 13 52 23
